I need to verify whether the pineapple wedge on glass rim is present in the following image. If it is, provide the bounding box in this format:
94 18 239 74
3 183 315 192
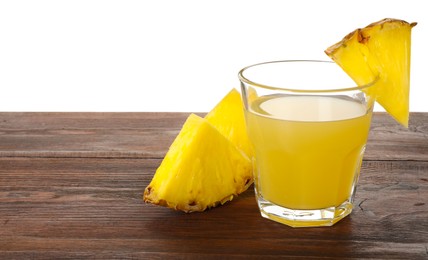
325 18 417 127
143 113 252 213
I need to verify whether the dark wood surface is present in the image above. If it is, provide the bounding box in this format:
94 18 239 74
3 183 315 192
0 112 427 259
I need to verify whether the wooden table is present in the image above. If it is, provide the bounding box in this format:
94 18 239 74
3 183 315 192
0 112 427 259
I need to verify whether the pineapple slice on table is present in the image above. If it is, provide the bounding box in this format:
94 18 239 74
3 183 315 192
325 18 417 127
205 88 253 158
143 113 252 213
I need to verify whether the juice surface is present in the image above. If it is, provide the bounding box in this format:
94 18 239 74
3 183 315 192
246 95 372 210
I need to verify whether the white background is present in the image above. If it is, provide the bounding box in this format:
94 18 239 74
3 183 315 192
0 0 426 112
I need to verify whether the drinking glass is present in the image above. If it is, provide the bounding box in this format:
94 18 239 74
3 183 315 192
239 60 378 227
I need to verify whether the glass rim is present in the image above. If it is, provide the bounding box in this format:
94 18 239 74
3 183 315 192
238 60 379 93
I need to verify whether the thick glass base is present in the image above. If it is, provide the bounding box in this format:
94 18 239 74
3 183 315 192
257 197 353 228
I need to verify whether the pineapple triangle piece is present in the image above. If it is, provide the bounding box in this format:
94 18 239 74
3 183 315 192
325 18 417 127
144 113 252 213
205 88 253 158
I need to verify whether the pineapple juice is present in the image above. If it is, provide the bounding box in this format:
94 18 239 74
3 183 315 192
246 94 372 210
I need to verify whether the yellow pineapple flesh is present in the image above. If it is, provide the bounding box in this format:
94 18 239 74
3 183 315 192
325 18 417 127
143 113 252 212
205 88 253 158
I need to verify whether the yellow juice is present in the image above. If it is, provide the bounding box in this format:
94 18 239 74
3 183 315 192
246 94 372 210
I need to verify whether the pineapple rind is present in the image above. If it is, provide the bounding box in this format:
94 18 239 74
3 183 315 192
325 18 416 127
144 114 252 213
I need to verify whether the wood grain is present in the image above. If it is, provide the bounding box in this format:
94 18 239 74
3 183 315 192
0 112 427 259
